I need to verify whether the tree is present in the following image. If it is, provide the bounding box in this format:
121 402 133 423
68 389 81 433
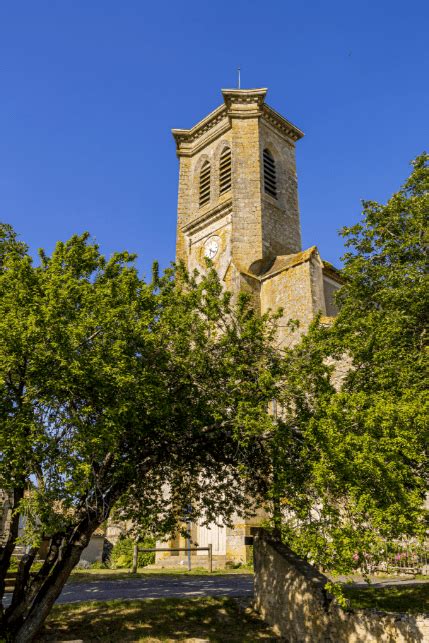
272 153 429 573
0 230 279 641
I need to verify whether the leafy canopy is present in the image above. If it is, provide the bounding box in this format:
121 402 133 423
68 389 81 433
274 153 428 573
0 229 279 640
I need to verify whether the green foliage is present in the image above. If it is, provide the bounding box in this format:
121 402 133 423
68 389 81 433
272 154 429 573
109 537 155 569
8 557 19 571
1 154 427 634
111 262 280 535
325 581 348 609
343 583 429 615
89 561 107 570
0 227 280 637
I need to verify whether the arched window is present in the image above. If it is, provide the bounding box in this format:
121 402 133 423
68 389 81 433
219 147 232 195
263 149 277 199
199 161 211 207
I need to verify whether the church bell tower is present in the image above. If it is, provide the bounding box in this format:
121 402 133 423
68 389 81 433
172 89 304 286
163 88 341 567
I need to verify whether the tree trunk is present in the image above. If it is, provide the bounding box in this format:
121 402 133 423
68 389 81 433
4 533 65 629
5 483 123 641
12 541 84 643
9 546 39 612
0 486 25 603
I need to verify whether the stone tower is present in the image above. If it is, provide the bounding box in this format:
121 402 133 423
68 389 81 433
173 88 340 348
173 88 304 282
164 89 342 567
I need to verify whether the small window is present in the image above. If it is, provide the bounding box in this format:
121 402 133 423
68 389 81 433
219 147 232 195
263 149 277 199
199 161 211 207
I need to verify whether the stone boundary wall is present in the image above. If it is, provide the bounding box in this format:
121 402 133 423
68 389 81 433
253 529 429 642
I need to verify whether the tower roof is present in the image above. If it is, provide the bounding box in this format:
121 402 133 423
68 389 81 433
172 88 304 156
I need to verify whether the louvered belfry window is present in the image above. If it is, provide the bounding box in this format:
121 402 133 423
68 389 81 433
263 149 277 199
199 161 211 207
219 147 232 195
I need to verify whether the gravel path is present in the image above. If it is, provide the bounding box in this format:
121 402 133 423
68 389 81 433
58 574 254 604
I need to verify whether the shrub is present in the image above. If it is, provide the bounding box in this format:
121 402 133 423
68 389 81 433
109 536 155 569
90 560 108 569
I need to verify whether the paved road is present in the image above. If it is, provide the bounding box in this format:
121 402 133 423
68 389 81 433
58 574 254 604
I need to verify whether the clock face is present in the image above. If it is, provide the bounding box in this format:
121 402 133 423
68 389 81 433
204 236 219 260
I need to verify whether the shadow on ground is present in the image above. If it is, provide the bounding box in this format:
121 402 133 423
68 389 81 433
37 596 278 642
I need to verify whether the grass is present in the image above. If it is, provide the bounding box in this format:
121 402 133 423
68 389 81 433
34 574 428 641
343 583 429 614
331 572 429 583
37 596 275 642
68 566 253 584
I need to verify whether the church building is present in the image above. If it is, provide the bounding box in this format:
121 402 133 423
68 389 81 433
155 88 342 567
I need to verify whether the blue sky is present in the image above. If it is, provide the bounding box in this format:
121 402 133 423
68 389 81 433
1 1 428 276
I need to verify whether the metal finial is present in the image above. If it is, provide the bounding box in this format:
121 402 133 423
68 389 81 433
237 67 241 89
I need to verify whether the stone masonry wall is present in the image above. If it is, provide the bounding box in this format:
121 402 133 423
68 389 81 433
253 529 429 642
230 114 263 272
175 153 192 263
260 261 316 348
175 121 232 265
259 120 302 258
323 275 340 317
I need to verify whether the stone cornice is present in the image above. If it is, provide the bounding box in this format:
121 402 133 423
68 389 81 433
261 105 304 142
181 198 233 235
172 88 304 155
222 88 267 118
172 104 229 157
